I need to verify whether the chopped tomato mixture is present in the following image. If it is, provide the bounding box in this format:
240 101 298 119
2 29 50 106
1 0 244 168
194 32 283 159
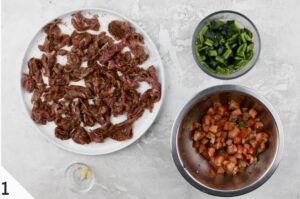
189 100 269 175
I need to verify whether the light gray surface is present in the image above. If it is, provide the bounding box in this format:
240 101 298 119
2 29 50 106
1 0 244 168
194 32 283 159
2 0 300 198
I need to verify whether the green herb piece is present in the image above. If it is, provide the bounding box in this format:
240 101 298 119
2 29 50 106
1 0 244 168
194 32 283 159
239 121 245 127
243 112 250 121
218 149 228 157
230 118 237 123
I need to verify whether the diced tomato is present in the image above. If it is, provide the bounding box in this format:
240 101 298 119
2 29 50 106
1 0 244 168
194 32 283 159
201 138 209 145
238 160 247 168
239 128 249 139
208 147 216 157
237 145 243 154
226 162 236 173
206 133 216 144
249 139 258 148
226 139 233 145
215 119 226 127
224 121 235 130
214 155 225 167
193 131 203 141
191 101 269 176
213 102 222 109
202 124 209 132
256 132 268 143
213 114 222 121
218 106 226 116
233 136 241 144
209 125 218 133
245 154 257 164
207 107 215 115
254 121 263 129
244 143 250 149
201 151 210 160
247 147 255 154
214 141 223 149
221 131 227 139
246 119 255 127
227 145 237 154
228 127 240 138
248 108 258 119
229 100 240 110
203 115 211 125
228 156 237 164
235 153 243 159
231 108 242 117
257 142 266 153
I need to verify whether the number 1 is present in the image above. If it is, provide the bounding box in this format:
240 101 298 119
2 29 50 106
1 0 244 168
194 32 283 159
2 182 9 195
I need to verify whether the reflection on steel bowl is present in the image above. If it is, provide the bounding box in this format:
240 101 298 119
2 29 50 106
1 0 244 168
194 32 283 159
171 85 284 197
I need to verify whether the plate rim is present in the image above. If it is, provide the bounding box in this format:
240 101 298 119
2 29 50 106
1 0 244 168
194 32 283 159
19 7 166 155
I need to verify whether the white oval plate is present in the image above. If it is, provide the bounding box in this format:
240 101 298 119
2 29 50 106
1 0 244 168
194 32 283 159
20 8 165 155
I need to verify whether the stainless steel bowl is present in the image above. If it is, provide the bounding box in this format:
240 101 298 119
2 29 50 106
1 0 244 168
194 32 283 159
171 85 284 196
192 10 261 79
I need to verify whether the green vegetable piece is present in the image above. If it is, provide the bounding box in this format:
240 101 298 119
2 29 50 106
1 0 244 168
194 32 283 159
197 45 208 52
197 55 206 62
246 51 253 60
234 56 243 60
225 42 231 50
240 32 247 43
204 38 214 46
208 50 218 56
199 25 208 43
231 43 237 49
216 66 226 74
244 28 253 38
215 56 226 64
222 49 232 59
244 32 253 42
227 33 238 44
236 59 249 67
219 37 225 44
226 20 239 33
247 43 254 52
237 43 247 57
210 19 225 30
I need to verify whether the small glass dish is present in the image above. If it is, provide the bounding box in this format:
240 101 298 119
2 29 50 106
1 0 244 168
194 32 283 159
192 10 261 80
65 162 95 193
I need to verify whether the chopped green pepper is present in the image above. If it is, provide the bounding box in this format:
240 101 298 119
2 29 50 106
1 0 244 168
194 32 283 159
195 19 255 75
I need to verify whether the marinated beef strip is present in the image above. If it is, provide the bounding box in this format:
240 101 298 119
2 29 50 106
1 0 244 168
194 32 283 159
71 11 100 31
22 13 161 144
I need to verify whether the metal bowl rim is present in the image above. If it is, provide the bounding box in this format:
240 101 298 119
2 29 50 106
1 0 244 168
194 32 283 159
171 84 284 197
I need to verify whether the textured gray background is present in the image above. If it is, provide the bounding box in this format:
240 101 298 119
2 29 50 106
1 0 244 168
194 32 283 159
2 0 300 198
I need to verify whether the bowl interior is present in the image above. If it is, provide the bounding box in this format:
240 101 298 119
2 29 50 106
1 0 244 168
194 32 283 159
192 11 261 79
177 89 277 191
